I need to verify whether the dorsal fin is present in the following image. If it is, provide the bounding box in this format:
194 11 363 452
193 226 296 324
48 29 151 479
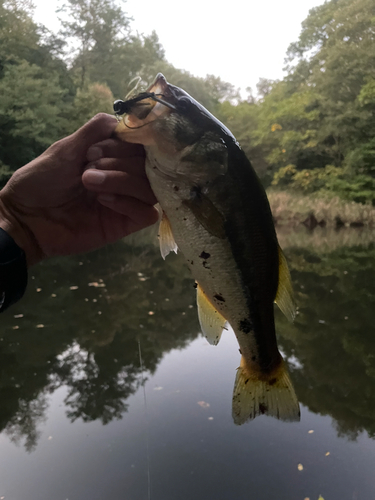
275 245 296 322
158 212 178 260
196 283 228 346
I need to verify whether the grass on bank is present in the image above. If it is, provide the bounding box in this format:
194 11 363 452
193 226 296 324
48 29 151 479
268 190 375 228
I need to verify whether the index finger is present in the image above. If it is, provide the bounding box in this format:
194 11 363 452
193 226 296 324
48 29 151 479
87 138 145 162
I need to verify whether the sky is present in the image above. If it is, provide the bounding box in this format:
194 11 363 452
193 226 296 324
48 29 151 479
33 0 325 96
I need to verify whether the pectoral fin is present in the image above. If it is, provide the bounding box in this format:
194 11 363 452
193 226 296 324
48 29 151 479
197 283 227 346
275 245 296 322
158 212 178 259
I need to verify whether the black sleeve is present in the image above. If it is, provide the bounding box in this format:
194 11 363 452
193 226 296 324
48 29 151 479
0 227 28 312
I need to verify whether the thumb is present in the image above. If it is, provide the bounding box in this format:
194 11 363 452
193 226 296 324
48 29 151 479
70 113 118 151
56 114 118 163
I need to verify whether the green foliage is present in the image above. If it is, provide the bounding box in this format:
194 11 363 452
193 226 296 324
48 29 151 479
272 164 345 193
0 59 68 172
228 0 375 201
65 82 114 133
0 0 234 179
1 0 374 206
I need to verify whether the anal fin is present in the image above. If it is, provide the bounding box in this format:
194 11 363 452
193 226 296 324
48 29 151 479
232 356 300 424
197 283 228 346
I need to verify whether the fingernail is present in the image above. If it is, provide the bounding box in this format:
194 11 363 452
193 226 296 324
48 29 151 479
86 147 102 162
85 170 106 185
98 193 115 203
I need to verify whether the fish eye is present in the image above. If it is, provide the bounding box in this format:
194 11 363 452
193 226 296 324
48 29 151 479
177 96 192 112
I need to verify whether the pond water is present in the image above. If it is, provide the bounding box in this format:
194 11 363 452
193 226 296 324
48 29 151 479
0 226 375 500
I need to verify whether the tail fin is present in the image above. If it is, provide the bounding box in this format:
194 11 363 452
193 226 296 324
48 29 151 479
232 357 300 425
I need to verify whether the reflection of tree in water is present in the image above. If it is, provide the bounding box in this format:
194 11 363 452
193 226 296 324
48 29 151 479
55 343 140 424
279 242 375 439
2 228 375 449
4 393 48 452
0 229 200 450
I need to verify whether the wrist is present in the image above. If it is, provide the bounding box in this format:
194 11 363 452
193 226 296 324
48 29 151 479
0 195 42 267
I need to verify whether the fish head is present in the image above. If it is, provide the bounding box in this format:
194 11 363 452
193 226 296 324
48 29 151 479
114 74 233 179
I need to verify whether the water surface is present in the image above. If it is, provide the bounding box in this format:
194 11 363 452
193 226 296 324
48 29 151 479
1 227 375 500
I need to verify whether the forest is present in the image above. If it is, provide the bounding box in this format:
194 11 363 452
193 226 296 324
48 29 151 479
1 0 374 205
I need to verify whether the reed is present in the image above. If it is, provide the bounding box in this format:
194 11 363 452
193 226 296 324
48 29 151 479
268 190 375 228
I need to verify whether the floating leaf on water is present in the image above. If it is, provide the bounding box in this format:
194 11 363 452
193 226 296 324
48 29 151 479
318 496 325 500
297 463 303 471
84 298 89 302
14 314 23 318
304 497 310 500
325 452 330 456
51 294 57 298
36 288 42 292
88 282 105 287
318 320 326 324
308 430 314 434
70 286 79 290
197 401 210 409
36 324 44 328
92 299 97 303
12 326 19 330
148 311 155 316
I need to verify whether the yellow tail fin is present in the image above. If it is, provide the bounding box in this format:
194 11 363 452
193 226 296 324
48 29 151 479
232 357 300 424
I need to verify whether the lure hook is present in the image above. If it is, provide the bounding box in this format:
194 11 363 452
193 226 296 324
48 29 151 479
113 92 176 117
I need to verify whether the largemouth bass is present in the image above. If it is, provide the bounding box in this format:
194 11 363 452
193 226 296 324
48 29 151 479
114 74 300 424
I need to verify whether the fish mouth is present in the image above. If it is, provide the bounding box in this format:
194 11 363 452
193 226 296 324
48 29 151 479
146 73 169 96
114 73 179 131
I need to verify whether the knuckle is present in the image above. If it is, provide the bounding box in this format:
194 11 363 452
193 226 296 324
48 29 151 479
91 113 115 125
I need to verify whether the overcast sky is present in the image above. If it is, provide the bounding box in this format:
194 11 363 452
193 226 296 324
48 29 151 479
33 0 325 95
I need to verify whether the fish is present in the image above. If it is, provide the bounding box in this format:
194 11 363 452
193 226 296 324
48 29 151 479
114 73 300 424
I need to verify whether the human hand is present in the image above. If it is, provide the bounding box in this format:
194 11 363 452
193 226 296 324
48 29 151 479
0 114 158 266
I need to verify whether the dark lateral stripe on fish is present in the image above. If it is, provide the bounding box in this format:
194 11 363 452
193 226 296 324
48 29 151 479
221 143 280 371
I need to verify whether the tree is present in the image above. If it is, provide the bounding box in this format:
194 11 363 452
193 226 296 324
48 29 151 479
0 60 67 173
